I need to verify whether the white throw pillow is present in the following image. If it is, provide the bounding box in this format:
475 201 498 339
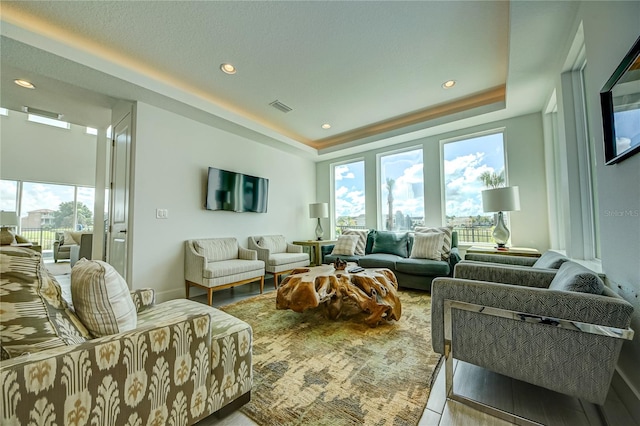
414 226 453 260
331 235 359 256
63 231 79 245
71 259 137 337
343 229 369 255
410 232 445 260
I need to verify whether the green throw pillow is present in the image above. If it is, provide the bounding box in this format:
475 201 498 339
371 231 409 258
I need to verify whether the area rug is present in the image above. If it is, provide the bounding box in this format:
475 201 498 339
220 290 442 426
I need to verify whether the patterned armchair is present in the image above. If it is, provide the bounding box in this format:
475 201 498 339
431 260 634 422
1 246 252 425
248 235 310 287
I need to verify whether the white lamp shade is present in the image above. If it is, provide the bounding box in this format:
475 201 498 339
0 211 19 227
309 203 329 218
482 186 520 212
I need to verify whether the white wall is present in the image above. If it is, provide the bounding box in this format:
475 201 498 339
315 112 550 251
130 102 316 301
573 1 640 405
0 109 96 186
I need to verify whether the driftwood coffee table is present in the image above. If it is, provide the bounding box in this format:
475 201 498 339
276 263 402 327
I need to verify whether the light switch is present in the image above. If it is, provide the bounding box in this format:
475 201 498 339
156 208 168 219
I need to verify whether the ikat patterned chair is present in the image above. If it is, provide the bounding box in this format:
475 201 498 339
0 246 252 425
431 260 634 423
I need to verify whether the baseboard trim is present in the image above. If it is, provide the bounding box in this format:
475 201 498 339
611 368 640 426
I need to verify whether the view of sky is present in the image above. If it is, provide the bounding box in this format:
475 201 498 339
1 179 95 218
443 133 505 218
333 133 505 223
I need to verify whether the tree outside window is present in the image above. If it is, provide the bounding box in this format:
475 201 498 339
379 148 424 231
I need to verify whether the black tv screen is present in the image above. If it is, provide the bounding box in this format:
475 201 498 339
205 167 269 213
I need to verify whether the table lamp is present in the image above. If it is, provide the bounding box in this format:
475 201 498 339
0 211 19 245
481 186 520 248
309 203 329 240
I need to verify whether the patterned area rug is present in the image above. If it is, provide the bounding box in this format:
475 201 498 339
220 290 442 426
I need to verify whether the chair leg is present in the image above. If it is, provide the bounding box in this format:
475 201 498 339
260 276 264 294
207 288 213 306
273 273 279 289
185 281 190 299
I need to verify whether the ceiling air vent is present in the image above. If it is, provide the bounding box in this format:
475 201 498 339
269 100 292 113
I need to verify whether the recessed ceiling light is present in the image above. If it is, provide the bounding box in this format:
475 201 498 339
14 79 35 89
321 123 331 129
442 80 456 89
220 63 237 75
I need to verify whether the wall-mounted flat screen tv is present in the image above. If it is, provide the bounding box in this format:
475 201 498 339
205 167 269 213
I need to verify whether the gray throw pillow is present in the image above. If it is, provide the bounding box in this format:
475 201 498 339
371 231 409 258
533 251 569 269
549 261 604 294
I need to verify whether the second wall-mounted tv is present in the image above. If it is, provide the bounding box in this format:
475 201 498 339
205 167 269 213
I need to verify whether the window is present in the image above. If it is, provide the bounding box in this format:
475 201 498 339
86 127 98 135
27 114 70 129
442 132 506 243
333 160 365 235
0 108 8 116
378 148 424 231
0 179 19 211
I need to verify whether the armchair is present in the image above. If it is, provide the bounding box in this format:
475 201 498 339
431 261 634 423
248 235 310 287
185 237 265 305
53 231 91 262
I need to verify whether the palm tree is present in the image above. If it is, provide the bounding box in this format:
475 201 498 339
386 178 395 230
479 171 505 188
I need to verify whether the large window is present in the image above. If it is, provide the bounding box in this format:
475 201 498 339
378 148 424 231
333 160 365 235
442 132 506 243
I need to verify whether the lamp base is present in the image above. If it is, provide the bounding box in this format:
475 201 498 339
315 218 324 241
492 211 510 248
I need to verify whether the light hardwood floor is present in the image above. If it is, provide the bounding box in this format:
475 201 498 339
48 263 634 426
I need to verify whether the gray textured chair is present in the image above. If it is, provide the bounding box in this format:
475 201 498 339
431 261 634 423
463 249 569 268
248 235 310 287
184 237 265 305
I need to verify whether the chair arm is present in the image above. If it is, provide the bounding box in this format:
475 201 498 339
287 243 303 253
239 246 258 260
431 277 634 354
184 241 207 284
448 247 461 275
463 253 538 266
0 311 213 425
453 261 556 288
247 238 270 262
130 288 156 313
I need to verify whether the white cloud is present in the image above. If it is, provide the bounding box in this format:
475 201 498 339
335 165 355 181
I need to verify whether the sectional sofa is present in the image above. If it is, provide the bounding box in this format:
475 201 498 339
323 229 460 291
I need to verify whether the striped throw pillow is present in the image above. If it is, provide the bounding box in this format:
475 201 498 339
71 259 137 337
410 232 445 260
343 229 369 255
331 235 359 256
414 226 453 260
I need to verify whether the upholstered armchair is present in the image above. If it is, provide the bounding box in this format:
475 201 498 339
248 235 310 287
53 231 91 262
431 261 634 422
184 237 265 305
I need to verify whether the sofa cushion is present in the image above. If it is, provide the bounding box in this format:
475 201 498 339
0 247 89 358
371 231 409 258
358 253 404 269
268 252 309 266
549 261 604 294
414 226 454 260
342 229 369 255
365 230 377 254
410 232 445 260
195 238 239 261
204 259 265 278
331 235 360 256
257 235 287 253
71 259 138 337
324 253 361 264
396 258 450 276
533 251 569 269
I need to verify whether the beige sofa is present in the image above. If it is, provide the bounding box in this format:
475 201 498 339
0 246 252 425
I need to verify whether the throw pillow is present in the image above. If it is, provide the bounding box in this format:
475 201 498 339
63 230 79 245
371 231 409 258
0 247 90 358
414 226 454 260
331 235 359 256
549 261 605 295
410 232 445 260
343 229 369 255
533 251 569 269
257 235 287 253
71 258 137 337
